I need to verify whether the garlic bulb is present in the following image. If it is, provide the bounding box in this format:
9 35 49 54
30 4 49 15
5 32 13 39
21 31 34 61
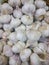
0 15 11 24
21 15 33 25
35 8 46 20
8 32 17 43
9 55 21 65
20 48 32 62
16 30 27 42
8 0 21 7
21 0 34 4
12 41 25 53
13 8 22 18
22 3 36 15
21 61 29 65
1 3 13 14
10 17 21 28
0 55 8 65
35 0 46 8
30 53 41 65
3 45 13 57
26 30 41 42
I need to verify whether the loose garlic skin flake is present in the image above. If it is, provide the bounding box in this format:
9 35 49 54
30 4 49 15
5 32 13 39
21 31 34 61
20 48 32 62
0 15 11 24
1 3 13 14
30 53 41 65
21 15 33 25
12 41 25 53
35 8 46 20
22 3 36 15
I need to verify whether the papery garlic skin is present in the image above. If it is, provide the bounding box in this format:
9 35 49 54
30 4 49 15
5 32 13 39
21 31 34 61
20 48 32 62
12 41 25 53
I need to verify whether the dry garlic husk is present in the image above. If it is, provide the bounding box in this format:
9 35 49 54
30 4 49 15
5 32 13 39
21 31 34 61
13 8 22 18
26 40 38 48
20 48 32 62
22 3 36 15
21 0 34 4
8 0 21 7
30 53 41 65
16 30 27 42
21 61 29 65
3 45 13 57
1 3 13 14
35 8 46 20
12 41 25 53
8 32 17 43
21 15 33 25
26 30 41 42
0 55 8 65
9 55 21 65
35 0 46 8
0 15 11 24
33 43 47 54
10 17 21 28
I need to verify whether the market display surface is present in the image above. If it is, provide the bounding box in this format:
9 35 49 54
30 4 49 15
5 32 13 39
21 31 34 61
0 0 49 65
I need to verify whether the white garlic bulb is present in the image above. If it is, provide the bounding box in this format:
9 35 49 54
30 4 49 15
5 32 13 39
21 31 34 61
20 48 32 62
10 17 21 28
3 45 13 57
12 41 25 53
30 53 41 65
21 0 34 4
16 30 27 42
26 30 41 42
21 61 29 65
0 55 8 65
0 15 11 24
1 3 13 14
8 0 21 7
13 8 22 18
21 15 33 25
35 8 46 20
35 0 46 8
9 55 21 65
8 32 17 43
22 3 36 15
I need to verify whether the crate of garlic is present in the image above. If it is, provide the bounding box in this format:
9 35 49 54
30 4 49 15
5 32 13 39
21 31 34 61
0 0 49 65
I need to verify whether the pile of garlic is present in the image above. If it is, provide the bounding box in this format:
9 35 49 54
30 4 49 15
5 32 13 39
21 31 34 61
0 0 49 65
